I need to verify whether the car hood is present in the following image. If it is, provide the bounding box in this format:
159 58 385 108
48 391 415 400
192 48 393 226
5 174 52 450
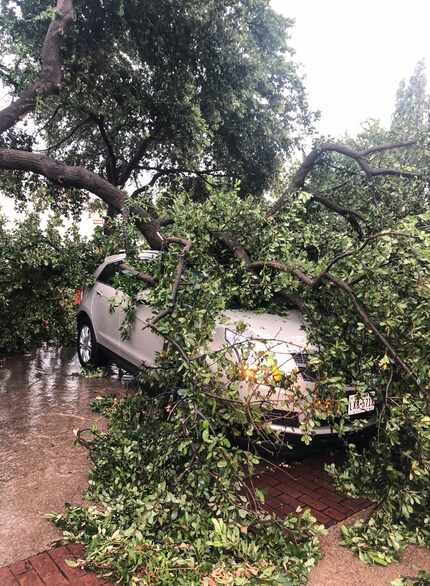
220 309 310 351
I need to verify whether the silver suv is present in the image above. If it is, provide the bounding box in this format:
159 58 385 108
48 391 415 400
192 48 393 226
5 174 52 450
76 252 376 438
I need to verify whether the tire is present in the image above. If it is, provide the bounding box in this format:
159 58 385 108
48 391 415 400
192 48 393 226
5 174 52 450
77 318 106 368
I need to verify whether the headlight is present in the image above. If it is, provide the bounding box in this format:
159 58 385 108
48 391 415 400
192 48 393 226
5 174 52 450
239 363 259 382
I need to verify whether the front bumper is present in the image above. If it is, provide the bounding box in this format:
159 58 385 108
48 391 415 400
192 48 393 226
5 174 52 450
270 416 376 437
265 408 377 439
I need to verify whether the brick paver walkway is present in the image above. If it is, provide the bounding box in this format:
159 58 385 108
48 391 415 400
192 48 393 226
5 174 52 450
253 456 372 527
1 456 371 585
0 544 112 586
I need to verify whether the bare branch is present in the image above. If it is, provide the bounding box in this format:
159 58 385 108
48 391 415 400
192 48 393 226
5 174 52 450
35 117 91 153
270 141 423 215
0 0 75 133
87 112 118 184
359 140 416 157
118 134 159 186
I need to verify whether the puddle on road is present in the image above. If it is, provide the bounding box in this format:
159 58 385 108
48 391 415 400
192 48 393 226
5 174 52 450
0 346 134 483
0 346 134 565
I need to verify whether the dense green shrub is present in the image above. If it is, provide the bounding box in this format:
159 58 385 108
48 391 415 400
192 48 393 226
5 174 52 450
0 212 100 352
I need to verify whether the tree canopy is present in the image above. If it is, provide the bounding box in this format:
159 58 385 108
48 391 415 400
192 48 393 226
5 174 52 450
0 0 313 212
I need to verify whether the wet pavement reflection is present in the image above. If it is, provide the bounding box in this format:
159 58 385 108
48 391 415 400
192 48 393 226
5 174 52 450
0 346 134 566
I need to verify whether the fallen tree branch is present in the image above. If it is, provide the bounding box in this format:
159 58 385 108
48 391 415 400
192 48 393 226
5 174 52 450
149 236 192 327
121 262 158 287
248 260 424 391
218 233 425 394
0 148 164 249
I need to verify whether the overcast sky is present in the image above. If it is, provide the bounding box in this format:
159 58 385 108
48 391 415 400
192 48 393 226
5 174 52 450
271 0 430 137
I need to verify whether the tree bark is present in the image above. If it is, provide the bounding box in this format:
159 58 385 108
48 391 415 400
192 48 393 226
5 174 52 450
0 0 75 134
270 141 420 215
0 149 164 249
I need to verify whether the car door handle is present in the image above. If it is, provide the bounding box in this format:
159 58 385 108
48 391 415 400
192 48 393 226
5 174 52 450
96 291 102 297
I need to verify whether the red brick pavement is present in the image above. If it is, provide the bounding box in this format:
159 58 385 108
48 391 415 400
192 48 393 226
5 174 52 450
1 458 372 584
250 457 372 527
1 544 112 586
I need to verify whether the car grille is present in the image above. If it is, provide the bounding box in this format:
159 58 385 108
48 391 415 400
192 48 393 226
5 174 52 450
262 409 300 428
291 352 316 381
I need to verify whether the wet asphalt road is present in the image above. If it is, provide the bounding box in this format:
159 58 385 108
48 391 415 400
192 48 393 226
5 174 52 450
0 347 131 566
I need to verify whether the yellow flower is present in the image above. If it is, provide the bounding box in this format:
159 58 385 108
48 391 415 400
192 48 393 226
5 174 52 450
272 367 282 383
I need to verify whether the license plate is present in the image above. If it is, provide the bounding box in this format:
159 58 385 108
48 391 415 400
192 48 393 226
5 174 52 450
348 393 375 415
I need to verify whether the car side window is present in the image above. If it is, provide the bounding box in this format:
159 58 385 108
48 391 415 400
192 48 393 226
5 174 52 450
97 262 121 286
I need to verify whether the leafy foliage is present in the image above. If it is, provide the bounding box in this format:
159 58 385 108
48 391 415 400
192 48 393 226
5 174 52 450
0 0 430 581
0 211 102 352
392 570 430 586
51 389 325 585
53 177 430 581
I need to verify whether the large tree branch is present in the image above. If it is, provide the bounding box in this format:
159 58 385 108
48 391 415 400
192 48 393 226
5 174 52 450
149 236 192 327
270 141 421 215
0 0 75 134
0 148 163 249
249 261 423 390
218 233 424 393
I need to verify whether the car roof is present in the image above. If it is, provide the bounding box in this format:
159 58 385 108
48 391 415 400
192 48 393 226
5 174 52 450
104 250 160 264
94 251 160 278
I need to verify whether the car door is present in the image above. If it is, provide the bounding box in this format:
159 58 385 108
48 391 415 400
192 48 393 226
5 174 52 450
91 262 123 353
113 264 165 368
126 293 165 367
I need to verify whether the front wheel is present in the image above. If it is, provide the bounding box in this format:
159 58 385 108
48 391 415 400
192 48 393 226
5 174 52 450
77 319 105 368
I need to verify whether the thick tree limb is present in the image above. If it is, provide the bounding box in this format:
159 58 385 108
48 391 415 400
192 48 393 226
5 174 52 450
0 0 75 134
270 141 421 215
217 232 251 265
0 148 164 249
0 148 124 205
